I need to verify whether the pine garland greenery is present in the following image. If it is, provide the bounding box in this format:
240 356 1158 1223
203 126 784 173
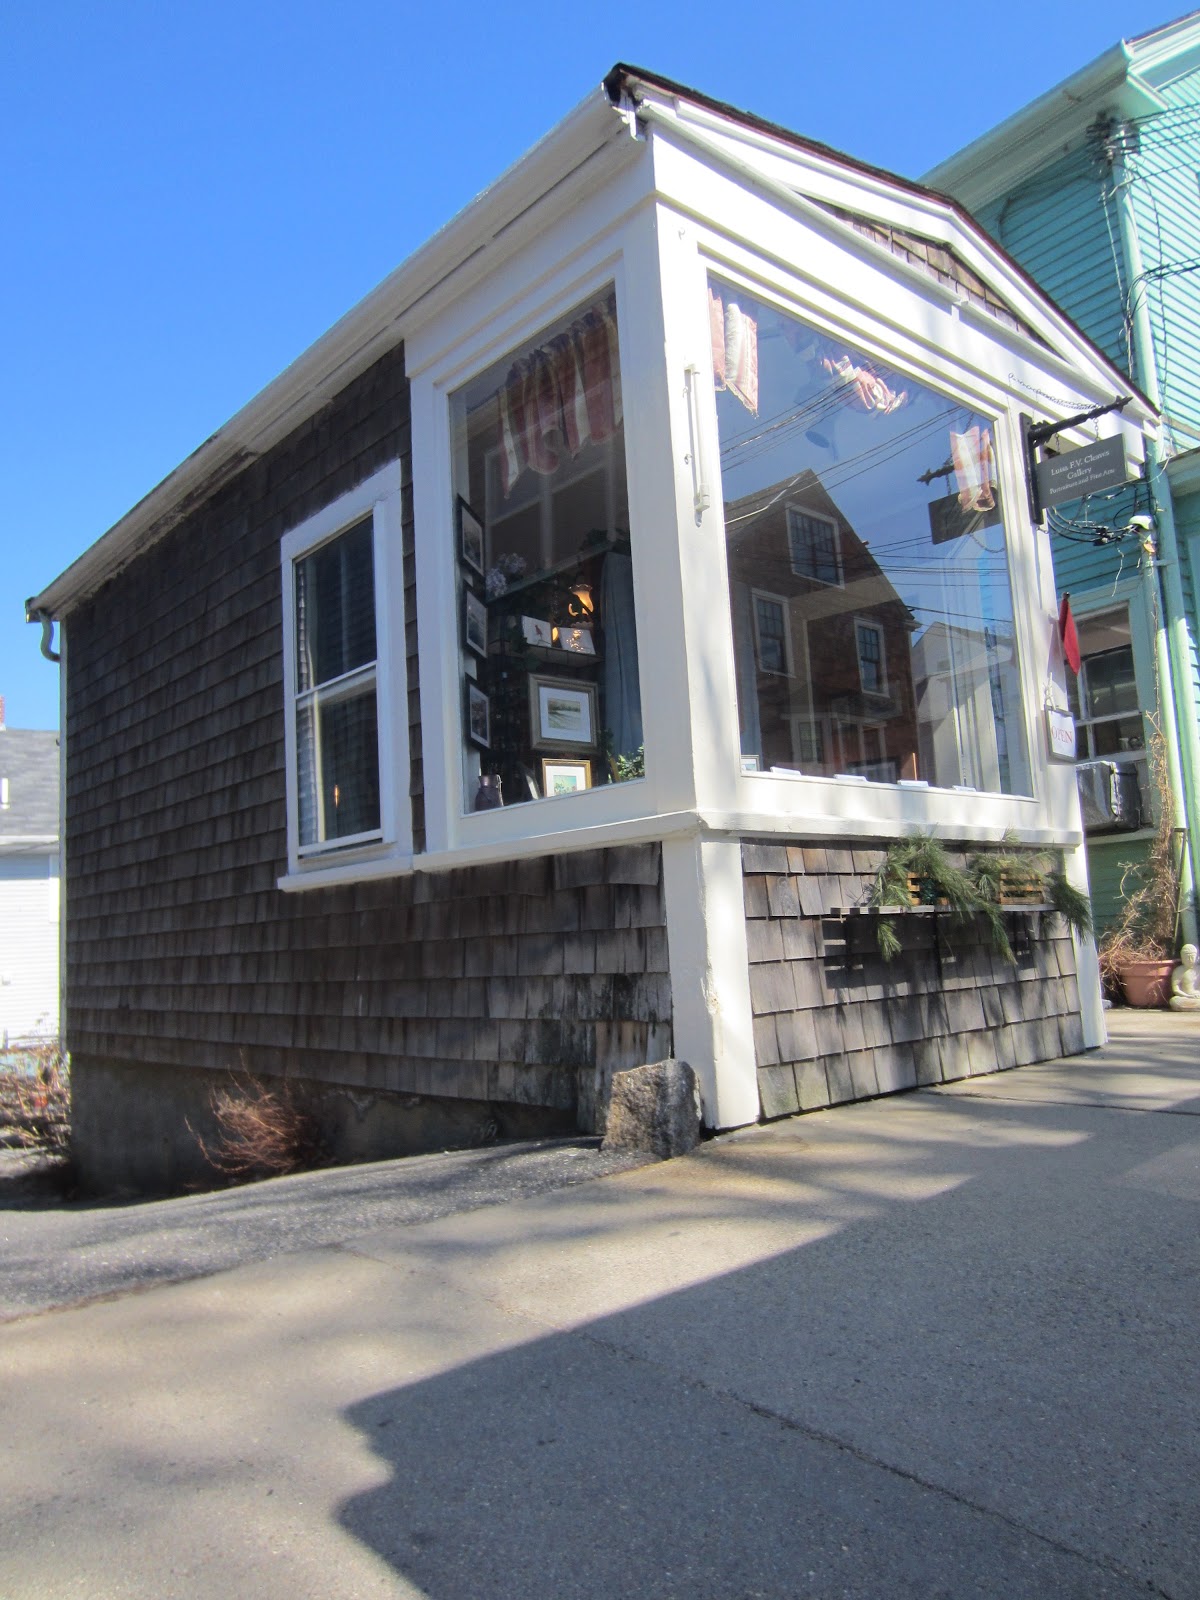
867 832 1092 962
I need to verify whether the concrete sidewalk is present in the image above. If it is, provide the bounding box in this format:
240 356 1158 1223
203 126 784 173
2 1011 1198 1599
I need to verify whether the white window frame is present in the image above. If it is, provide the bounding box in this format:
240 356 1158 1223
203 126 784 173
279 461 410 884
1068 592 1155 833
787 505 843 587
854 617 888 698
697 248 1060 837
751 588 793 676
408 216 694 866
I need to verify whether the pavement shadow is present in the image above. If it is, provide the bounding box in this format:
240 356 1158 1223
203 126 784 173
336 1091 1200 1599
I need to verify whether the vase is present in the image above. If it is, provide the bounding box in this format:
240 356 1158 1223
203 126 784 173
1119 959 1177 1009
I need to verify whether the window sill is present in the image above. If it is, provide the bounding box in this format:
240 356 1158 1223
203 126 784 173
277 811 700 891
278 844 414 893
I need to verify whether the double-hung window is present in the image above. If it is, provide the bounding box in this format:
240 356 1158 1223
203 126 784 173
788 507 842 586
280 461 408 877
856 619 886 696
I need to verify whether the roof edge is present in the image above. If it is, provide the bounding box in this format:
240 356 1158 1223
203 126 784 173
29 84 627 621
609 65 1154 419
923 43 1165 208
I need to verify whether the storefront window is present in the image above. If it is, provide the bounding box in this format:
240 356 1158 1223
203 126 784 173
449 290 643 811
710 278 1032 795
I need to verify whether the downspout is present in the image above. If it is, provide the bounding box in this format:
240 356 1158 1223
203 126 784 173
26 603 65 1038
1111 125 1200 944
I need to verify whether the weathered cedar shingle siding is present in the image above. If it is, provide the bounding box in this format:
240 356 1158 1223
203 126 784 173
64 346 672 1117
741 841 1081 1117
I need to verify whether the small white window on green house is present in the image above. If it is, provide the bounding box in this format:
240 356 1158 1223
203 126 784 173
1067 605 1148 824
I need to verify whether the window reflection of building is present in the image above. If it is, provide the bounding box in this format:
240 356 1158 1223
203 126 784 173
727 472 919 781
712 277 1032 797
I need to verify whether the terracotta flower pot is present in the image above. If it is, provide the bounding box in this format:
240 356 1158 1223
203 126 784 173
1119 958 1177 1009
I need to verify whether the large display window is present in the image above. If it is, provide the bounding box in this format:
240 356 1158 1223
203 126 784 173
449 290 644 813
709 277 1032 797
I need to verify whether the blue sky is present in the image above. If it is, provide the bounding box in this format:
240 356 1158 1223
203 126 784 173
1 0 1181 729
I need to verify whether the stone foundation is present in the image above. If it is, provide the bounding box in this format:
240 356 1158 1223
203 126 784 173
70 1054 575 1196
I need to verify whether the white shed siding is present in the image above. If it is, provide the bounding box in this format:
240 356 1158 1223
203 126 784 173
0 854 60 1043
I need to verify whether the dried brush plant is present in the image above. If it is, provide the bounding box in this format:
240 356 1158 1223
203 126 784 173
0 1039 71 1163
192 1074 329 1182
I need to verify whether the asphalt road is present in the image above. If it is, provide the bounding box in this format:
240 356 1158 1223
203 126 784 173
2 1012 1198 1600
0 1138 647 1319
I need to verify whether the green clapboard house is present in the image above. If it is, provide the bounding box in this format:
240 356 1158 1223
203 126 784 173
927 13 1200 944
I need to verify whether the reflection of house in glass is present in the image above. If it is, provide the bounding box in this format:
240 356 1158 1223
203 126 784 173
726 472 918 780
910 619 1018 795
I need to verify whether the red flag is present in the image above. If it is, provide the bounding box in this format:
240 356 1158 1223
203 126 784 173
1059 594 1081 675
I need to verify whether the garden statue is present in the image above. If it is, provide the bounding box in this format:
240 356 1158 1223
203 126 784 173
1169 944 1200 1011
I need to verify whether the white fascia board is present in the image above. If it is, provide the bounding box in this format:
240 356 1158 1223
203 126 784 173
924 48 1164 211
645 118 1152 437
29 87 634 622
1166 445 1200 495
1127 13 1200 87
637 98 1151 422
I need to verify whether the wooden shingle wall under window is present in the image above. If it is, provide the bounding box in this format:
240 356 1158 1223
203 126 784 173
63 346 672 1125
741 841 1082 1118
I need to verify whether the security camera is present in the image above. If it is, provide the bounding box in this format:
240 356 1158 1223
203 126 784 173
1126 514 1154 533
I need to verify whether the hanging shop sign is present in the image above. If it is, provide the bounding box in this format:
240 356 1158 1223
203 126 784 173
1035 435 1128 510
1045 706 1078 761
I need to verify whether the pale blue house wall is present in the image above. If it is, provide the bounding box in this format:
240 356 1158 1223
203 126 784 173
928 28 1200 940
975 146 1128 374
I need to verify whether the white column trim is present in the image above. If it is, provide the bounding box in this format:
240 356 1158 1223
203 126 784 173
662 834 759 1130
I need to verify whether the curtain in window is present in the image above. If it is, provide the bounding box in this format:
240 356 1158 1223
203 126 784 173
497 299 623 496
601 552 642 760
709 286 759 415
950 425 996 512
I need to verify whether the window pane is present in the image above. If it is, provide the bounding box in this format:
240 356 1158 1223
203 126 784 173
297 687 380 845
449 290 641 810
1082 645 1138 720
711 278 1031 794
295 518 376 693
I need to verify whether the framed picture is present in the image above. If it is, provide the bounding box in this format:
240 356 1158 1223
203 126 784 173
529 674 596 750
542 758 592 796
521 615 554 647
457 496 485 578
464 588 488 657
557 625 595 655
466 681 490 748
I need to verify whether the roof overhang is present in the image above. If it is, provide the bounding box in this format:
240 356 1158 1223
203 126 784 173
32 62 1159 621
924 44 1164 212
614 66 1154 422
29 85 636 621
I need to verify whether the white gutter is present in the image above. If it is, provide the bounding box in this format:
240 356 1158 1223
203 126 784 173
925 44 1163 211
29 86 631 621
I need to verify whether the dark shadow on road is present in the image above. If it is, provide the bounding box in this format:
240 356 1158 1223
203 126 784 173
337 1090 1199 1600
